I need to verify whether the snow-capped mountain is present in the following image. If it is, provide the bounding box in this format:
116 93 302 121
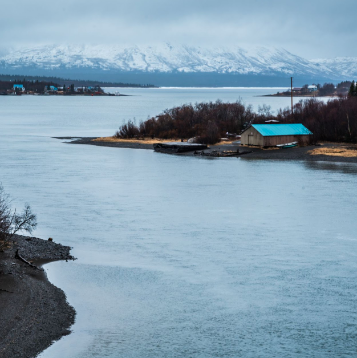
0 44 331 75
310 57 357 79
0 44 353 85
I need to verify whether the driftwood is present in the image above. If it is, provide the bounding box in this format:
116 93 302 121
237 150 253 156
154 142 207 153
15 249 39 269
194 150 252 157
0 288 13 294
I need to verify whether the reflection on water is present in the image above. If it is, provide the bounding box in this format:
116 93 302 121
304 160 357 175
0 90 356 358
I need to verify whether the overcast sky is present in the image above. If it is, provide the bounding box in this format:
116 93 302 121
1 0 356 59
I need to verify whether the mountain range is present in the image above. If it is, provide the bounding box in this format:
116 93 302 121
0 44 355 86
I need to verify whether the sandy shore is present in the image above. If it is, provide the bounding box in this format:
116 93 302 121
57 137 357 163
0 235 75 358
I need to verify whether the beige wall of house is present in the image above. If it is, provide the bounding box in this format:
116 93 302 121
241 126 264 146
241 127 311 146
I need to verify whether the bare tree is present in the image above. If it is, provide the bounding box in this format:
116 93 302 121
199 120 220 144
258 104 272 117
0 185 37 250
114 120 140 138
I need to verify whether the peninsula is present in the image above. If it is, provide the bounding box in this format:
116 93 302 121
265 80 353 97
0 76 156 96
59 88 357 163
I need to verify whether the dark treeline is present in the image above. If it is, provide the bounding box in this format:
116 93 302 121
314 81 353 96
316 81 352 96
116 94 357 144
349 81 357 97
116 100 255 144
276 97 357 143
0 74 155 88
258 82 357 142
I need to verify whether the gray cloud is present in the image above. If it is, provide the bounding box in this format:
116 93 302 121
1 0 356 58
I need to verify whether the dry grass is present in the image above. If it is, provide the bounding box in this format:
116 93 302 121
308 146 357 158
0 240 12 251
92 137 180 144
93 137 240 145
212 139 240 146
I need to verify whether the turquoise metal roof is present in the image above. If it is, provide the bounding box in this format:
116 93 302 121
252 124 312 136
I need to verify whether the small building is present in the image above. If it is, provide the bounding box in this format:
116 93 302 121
241 124 312 147
292 87 303 92
44 85 58 92
308 85 318 92
13 84 25 92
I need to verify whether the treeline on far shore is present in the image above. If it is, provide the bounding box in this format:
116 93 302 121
0 74 155 88
115 89 357 144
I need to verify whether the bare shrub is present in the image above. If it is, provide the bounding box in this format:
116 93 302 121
114 96 357 144
115 100 255 141
0 185 37 250
115 120 140 138
199 120 220 144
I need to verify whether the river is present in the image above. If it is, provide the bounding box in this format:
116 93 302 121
0 88 356 357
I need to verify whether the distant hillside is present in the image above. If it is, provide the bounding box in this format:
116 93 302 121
0 44 355 86
0 71 331 87
310 57 357 79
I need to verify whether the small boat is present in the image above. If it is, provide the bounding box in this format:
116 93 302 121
153 142 207 153
276 141 298 149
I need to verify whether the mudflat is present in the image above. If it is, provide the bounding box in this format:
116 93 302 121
60 137 357 164
0 235 75 358
238 142 357 163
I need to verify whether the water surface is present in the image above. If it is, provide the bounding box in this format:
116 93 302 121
0 88 356 357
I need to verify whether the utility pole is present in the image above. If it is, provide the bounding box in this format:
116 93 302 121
291 77 293 115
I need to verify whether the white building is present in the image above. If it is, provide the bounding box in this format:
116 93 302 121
308 85 318 92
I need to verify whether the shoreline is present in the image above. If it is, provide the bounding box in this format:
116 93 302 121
261 94 338 98
56 137 357 163
0 93 132 97
0 235 76 358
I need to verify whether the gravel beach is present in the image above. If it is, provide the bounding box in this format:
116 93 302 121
0 235 76 358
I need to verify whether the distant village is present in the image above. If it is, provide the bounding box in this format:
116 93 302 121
268 81 354 97
0 80 116 96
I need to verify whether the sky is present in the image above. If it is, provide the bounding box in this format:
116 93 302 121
1 0 356 59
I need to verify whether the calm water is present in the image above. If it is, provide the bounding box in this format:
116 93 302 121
0 88 356 357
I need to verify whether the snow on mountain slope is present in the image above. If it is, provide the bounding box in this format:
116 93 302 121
0 44 336 78
311 57 357 79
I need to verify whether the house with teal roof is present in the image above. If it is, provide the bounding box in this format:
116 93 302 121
13 84 25 92
241 123 313 147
